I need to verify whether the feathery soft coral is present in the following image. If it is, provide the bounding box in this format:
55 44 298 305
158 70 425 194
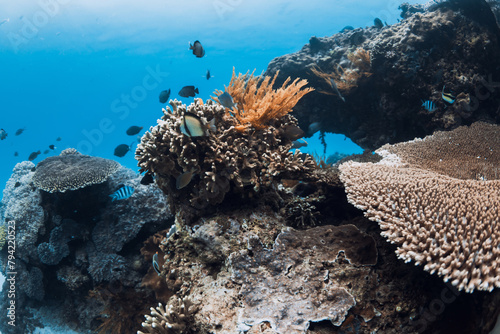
213 68 313 132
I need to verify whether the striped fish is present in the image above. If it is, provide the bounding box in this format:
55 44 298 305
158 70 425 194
152 252 161 276
109 185 134 201
421 100 437 112
442 85 456 104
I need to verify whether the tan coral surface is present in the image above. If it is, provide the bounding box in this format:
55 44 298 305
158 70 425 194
339 122 500 292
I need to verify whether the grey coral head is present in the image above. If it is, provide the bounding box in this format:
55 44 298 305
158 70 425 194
33 148 121 193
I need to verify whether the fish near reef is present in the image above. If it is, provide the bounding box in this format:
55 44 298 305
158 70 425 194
0 128 7 140
373 18 384 29
176 169 195 189
291 139 308 149
109 185 134 201
442 85 456 104
180 112 215 137
283 124 305 141
152 252 161 276
49 144 55 150
28 150 41 161
178 86 199 98
114 144 131 157
189 40 205 58
421 100 437 112
140 173 154 185
126 126 143 136
217 91 234 109
159 89 171 104
206 69 212 80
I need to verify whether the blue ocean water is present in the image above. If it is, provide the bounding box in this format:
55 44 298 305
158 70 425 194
0 0 424 202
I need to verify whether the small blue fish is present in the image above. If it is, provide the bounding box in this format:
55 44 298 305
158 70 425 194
109 185 134 201
152 252 161 276
421 100 437 112
442 85 456 104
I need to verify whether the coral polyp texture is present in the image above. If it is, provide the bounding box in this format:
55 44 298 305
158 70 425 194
33 148 120 192
212 68 314 132
339 122 500 293
136 78 315 211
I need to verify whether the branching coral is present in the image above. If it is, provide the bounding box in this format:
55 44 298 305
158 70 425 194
138 297 198 334
212 68 313 132
136 98 315 212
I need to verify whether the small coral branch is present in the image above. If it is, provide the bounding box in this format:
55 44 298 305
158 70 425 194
213 68 313 132
138 297 197 334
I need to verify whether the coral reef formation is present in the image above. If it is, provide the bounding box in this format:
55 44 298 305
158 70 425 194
136 82 315 217
265 2 500 149
339 122 500 293
33 148 120 192
0 154 172 334
140 208 382 334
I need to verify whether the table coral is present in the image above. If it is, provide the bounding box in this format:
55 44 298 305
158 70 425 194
339 121 500 292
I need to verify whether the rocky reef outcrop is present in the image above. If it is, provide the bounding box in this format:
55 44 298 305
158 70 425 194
265 0 500 150
0 155 172 334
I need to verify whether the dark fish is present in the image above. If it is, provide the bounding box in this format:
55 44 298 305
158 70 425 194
109 185 134 201
373 18 384 29
283 124 304 141
308 122 321 134
56 137 62 141
49 144 55 150
178 86 199 98
43 149 49 154
0 128 7 140
28 150 41 161
180 112 207 137
176 170 195 189
206 69 212 80
189 40 205 58
114 144 131 157
126 126 143 136
15 128 25 136
340 26 354 33
159 89 171 104
217 91 234 109
152 252 161 276
421 100 437 112
140 173 154 185
14 151 18 157
442 85 456 104
291 139 308 149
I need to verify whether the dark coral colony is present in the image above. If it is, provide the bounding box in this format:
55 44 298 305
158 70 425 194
2 1 500 333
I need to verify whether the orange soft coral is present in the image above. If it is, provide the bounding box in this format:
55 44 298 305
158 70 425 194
312 47 372 94
212 68 313 132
